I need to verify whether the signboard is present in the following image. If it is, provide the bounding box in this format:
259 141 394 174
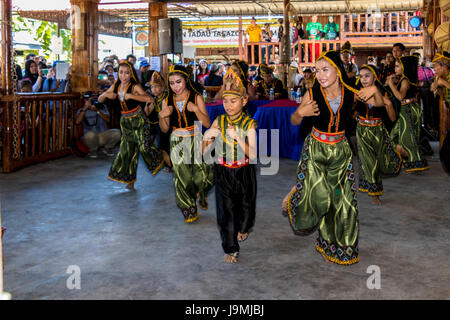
135 31 149 46
150 56 161 72
182 27 278 47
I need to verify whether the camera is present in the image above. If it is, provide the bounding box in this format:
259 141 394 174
83 91 103 109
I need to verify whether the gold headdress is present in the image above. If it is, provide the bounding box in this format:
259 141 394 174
223 67 246 97
259 63 275 75
150 71 164 87
432 51 450 64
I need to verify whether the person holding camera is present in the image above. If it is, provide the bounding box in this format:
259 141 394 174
76 91 121 158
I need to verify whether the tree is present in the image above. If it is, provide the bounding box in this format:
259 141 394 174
12 15 72 61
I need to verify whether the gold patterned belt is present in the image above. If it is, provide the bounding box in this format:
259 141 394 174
217 157 250 168
311 127 345 144
121 107 141 118
358 117 382 126
172 125 199 137
401 98 417 105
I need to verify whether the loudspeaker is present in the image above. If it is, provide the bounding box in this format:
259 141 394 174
158 18 183 55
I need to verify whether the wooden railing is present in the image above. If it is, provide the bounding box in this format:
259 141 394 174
0 92 83 173
245 41 281 65
243 11 423 68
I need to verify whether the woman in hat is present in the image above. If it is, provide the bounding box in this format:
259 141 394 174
159 65 214 223
282 50 383 265
255 63 287 99
386 55 429 173
355 65 402 204
99 60 164 189
203 67 258 263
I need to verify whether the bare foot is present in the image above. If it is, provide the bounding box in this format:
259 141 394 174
126 183 134 190
224 253 238 263
163 167 173 173
238 232 248 242
371 196 382 205
396 145 408 158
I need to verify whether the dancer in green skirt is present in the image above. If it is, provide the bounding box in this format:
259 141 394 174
355 65 402 205
386 55 430 173
159 65 214 223
281 51 383 265
99 60 164 189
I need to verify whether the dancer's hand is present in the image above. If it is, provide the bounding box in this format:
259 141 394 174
357 86 376 102
159 104 173 118
187 102 198 113
226 125 240 140
296 99 319 117
203 128 220 141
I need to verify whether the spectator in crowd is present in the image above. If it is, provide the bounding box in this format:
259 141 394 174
137 60 150 85
42 62 70 93
249 65 258 83
340 41 358 81
126 54 137 67
381 52 396 83
168 58 173 69
299 68 314 96
75 91 121 158
104 64 115 77
277 18 284 43
324 16 339 50
25 53 36 62
223 63 231 76
23 59 44 93
324 16 339 40
204 63 224 87
287 61 303 90
197 59 210 85
98 70 111 92
306 15 323 62
255 63 287 99
261 23 273 63
18 79 33 93
245 17 262 64
416 53 438 131
392 43 406 59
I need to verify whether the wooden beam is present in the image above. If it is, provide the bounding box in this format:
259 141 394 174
148 2 168 80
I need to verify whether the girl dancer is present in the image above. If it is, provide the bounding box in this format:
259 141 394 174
281 50 381 265
355 65 402 205
144 71 172 172
387 56 429 172
159 65 214 223
99 60 164 189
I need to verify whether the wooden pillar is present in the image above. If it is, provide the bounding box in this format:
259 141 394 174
1 0 13 95
238 16 243 60
70 0 99 92
148 2 168 80
1 0 13 172
281 0 290 87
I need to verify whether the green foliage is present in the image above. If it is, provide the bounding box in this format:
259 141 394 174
12 15 72 61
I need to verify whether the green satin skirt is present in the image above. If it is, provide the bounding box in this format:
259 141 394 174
287 134 359 265
108 113 164 184
390 102 429 172
357 122 402 196
170 131 214 223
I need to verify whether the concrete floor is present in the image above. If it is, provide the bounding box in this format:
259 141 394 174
0 153 449 300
